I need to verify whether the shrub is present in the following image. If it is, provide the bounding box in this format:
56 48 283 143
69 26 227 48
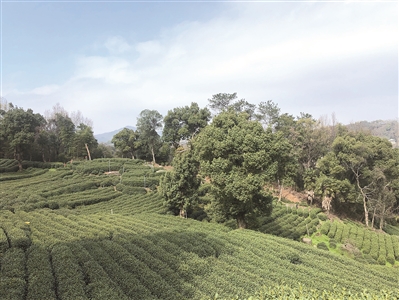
3 225 31 249
328 222 337 239
384 235 395 259
0 278 26 300
1 248 26 278
317 212 327 221
391 236 399 260
0 228 9 253
51 244 87 299
378 234 387 258
320 222 330 235
377 255 386 265
317 242 329 251
355 228 365 249
334 224 344 242
309 208 322 219
26 245 57 300
370 242 379 260
115 183 124 192
341 225 351 243
386 254 395 265
122 186 147 195
362 230 372 252
363 254 377 265
308 226 316 235
309 218 320 227
48 201 60 210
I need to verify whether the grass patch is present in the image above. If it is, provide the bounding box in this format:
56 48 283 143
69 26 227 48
310 232 348 257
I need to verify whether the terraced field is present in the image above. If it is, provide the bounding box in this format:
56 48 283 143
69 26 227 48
261 202 399 266
1 159 399 299
2 210 399 299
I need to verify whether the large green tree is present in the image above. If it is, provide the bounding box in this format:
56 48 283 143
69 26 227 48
315 132 399 226
74 123 98 160
112 128 141 159
136 109 163 164
0 106 45 170
255 100 281 129
207 93 257 119
208 93 239 114
194 110 287 229
46 114 76 162
162 102 211 148
159 147 201 217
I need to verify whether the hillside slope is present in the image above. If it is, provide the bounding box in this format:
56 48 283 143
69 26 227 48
1 161 399 299
1 210 399 299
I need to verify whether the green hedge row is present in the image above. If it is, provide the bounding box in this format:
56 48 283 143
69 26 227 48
217 283 399 300
26 245 57 300
0 228 9 254
0 159 63 173
0 248 27 299
0 221 31 249
51 244 88 300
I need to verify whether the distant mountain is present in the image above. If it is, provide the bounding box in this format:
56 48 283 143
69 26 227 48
95 126 136 144
346 119 398 147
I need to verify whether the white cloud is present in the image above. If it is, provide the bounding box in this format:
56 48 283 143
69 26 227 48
30 84 60 96
104 36 132 54
135 40 162 56
5 2 398 134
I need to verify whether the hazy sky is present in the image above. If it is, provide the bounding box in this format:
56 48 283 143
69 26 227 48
1 1 398 134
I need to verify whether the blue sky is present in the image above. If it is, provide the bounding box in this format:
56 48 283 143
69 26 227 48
1 1 398 134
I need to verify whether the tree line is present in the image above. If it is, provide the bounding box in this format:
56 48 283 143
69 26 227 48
157 93 399 230
0 100 102 171
1 94 398 229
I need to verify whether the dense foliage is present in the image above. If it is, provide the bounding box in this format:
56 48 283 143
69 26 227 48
0 103 105 165
194 110 281 228
159 147 200 217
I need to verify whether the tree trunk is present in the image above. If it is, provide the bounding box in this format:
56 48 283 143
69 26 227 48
179 205 186 218
277 179 283 202
379 203 385 230
371 207 376 228
85 143 92 161
363 196 369 227
17 159 23 172
355 176 369 227
236 213 247 229
15 148 23 172
151 146 156 165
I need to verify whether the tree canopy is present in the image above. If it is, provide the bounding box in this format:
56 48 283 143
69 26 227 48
0 106 45 170
162 102 210 148
194 110 280 229
313 132 399 227
112 128 140 159
136 109 163 164
159 146 200 217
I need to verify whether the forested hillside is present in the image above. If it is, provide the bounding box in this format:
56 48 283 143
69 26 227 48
346 119 398 146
